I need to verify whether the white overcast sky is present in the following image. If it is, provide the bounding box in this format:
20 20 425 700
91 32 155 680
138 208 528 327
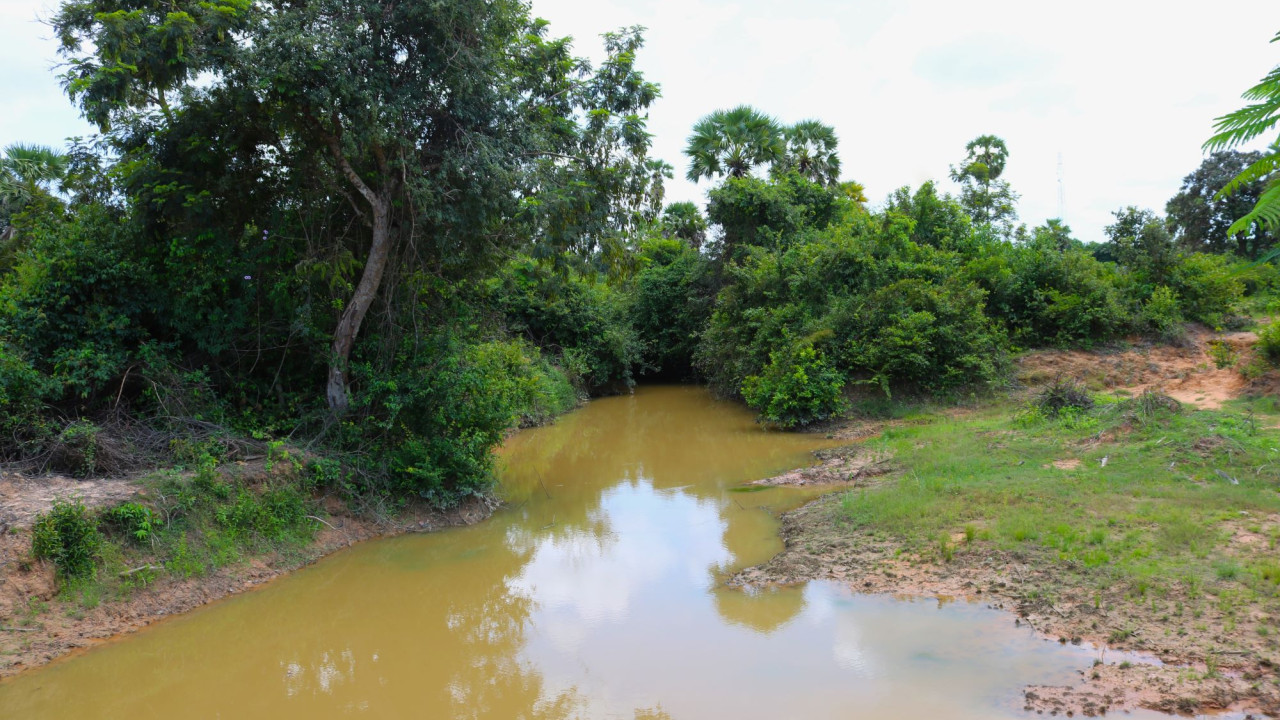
3 1 1278 242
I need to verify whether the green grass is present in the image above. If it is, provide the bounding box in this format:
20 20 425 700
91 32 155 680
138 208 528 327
838 393 1280 596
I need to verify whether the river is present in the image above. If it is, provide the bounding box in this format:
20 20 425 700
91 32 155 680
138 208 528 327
0 386 1195 718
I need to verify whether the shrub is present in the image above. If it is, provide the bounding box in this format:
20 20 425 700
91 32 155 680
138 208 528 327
1034 378 1094 416
838 278 1007 394
631 238 714 379
31 498 103 579
1257 321 1280 365
487 258 641 392
0 342 56 455
1170 253 1243 327
100 501 157 545
742 343 846 428
1142 286 1185 341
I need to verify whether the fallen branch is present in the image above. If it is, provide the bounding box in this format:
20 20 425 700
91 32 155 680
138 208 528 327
0 626 38 632
305 515 338 530
120 565 163 577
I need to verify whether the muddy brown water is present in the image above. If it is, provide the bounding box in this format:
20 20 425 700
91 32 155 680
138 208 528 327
0 386 1214 718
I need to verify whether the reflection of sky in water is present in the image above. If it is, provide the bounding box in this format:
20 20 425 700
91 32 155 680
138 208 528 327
0 387 1231 720
507 475 1105 720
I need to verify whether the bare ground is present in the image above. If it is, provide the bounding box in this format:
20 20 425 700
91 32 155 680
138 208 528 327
0 472 495 678
1016 326 1261 410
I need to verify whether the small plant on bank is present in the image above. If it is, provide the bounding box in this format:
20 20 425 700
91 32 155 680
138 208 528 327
1033 377 1094 417
31 498 103 580
1257 321 1280 365
99 501 157 545
1206 340 1238 369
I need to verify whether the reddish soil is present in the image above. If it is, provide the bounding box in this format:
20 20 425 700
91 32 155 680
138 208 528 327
0 473 494 678
1016 326 1260 410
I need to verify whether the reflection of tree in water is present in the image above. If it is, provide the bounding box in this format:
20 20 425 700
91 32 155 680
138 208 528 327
634 706 673 720
442 581 587 719
713 585 807 635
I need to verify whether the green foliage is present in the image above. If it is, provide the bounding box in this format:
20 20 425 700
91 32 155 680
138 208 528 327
632 238 714 379
487 259 640 392
0 342 56 453
742 344 846 428
99 502 157 545
706 172 844 261
1169 253 1245 326
1203 31 1280 237
347 331 580 507
1257 321 1280 364
967 233 1133 347
949 134 1018 234
660 202 708 249
1166 150 1277 257
774 120 842 186
31 498 103 580
685 105 785 182
838 278 1006 394
1143 286 1185 341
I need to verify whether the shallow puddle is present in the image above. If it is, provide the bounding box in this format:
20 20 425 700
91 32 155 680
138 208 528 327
0 386 1219 718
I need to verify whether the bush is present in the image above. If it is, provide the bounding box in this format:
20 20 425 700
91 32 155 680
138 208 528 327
31 498 103 579
742 344 846 428
631 238 714 379
837 278 1007 394
1170 253 1243 327
1034 378 1094 416
100 501 157 545
487 258 641 392
0 342 56 455
1142 286 1185 341
1257 321 1280 365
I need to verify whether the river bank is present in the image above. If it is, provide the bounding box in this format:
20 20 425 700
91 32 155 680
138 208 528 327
733 331 1280 717
0 469 496 678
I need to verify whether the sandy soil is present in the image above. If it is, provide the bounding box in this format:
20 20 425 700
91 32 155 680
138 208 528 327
1016 326 1260 410
0 474 494 678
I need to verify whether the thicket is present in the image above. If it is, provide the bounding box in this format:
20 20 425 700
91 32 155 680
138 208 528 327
1 1 1274 509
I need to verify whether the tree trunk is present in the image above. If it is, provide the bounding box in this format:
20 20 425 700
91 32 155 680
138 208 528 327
326 193 393 414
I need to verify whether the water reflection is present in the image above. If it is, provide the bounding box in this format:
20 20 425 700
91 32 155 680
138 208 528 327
0 387 1205 719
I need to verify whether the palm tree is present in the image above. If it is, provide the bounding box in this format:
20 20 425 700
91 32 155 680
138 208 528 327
1 143 68 203
1 143 68 242
949 134 1012 225
684 106 784 182
775 120 841 185
1205 31 1280 240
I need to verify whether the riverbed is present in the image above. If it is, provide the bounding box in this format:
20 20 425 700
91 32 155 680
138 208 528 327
0 386 1207 718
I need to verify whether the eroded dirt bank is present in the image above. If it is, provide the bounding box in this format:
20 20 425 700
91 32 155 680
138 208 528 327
0 472 493 678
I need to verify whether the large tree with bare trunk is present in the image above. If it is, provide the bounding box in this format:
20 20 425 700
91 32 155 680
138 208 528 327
54 0 666 414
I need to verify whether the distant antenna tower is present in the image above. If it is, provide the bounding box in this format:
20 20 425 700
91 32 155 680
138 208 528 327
1057 152 1065 221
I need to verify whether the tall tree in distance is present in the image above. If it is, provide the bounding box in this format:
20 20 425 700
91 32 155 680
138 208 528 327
684 105 784 182
660 201 708 249
1167 150 1277 257
774 120 841 186
1204 31 1280 239
950 134 1018 232
1 144 69 241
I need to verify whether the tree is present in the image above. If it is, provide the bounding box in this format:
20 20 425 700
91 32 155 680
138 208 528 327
949 134 1018 232
1104 207 1178 286
1204 31 1280 239
1 144 69 241
684 105 784 182
55 1 666 414
1167 150 1277 257
774 120 841 186
660 201 708 249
